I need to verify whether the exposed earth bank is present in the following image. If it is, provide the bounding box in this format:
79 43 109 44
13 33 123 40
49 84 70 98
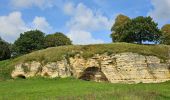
12 52 170 84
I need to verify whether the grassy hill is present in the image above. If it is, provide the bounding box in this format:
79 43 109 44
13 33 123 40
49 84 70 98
0 43 170 100
0 42 170 80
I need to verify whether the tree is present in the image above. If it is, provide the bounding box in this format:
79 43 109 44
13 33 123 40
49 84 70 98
161 24 170 45
0 37 11 61
45 32 72 48
111 14 131 42
112 16 161 44
14 30 45 55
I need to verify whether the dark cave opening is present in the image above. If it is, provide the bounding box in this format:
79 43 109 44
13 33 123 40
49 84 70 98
79 67 108 82
17 74 26 79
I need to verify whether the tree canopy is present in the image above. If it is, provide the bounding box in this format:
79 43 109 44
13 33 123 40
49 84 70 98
111 14 130 32
0 37 11 61
111 14 131 42
45 32 72 48
161 24 170 45
111 15 161 44
13 30 45 55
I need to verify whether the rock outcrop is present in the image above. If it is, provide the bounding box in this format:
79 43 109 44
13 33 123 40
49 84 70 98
11 52 170 84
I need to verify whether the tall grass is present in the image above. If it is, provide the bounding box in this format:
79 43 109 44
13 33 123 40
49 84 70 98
0 78 170 100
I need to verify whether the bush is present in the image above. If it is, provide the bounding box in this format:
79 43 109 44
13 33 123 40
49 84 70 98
13 30 45 56
45 32 72 48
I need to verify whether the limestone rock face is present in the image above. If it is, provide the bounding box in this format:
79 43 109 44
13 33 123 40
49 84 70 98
11 52 170 84
11 61 42 78
12 60 72 79
41 60 71 78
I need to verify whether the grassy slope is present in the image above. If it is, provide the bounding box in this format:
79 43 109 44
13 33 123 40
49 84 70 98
0 78 170 100
0 43 170 100
14 42 170 62
0 60 13 81
0 43 170 80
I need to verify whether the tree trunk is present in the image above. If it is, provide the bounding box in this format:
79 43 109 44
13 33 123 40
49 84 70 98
139 34 142 44
139 40 142 44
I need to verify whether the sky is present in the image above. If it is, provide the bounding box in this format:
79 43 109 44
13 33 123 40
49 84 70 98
0 0 170 44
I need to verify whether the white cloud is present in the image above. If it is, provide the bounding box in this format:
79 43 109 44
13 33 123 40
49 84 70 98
66 3 112 31
67 30 104 45
64 3 112 44
32 16 53 33
10 0 54 9
0 12 28 42
148 0 170 23
93 0 108 7
63 2 75 15
0 12 52 43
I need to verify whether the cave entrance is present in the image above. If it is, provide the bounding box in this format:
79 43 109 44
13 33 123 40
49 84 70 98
16 74 26 79
79 67 108 82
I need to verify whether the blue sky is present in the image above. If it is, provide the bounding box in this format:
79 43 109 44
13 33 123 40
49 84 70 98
0 0 169 44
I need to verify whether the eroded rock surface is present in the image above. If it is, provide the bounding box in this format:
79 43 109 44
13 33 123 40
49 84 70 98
11 52 170 84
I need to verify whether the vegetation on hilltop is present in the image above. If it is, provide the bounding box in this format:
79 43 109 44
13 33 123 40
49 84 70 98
111 15 161 44
111 14 131 42
0 38 11 61
16 43 169 63
44 32 72 48
11 30 72 58
161 24 170 45
1 14 170 61
13 30 45 56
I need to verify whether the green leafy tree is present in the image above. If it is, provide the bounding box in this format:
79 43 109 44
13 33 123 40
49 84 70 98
161 24 170 45
45 32 72 48
0 37 11 61
111 14 131 42
14 30 45 55
114 16 161 44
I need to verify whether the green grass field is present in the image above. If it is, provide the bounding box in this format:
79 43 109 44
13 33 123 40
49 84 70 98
0 78 170 100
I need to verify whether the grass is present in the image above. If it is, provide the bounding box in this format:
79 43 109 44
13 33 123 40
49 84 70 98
15 42 170 63
0 42 170 80
0 60 14 81
0 78 170 100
